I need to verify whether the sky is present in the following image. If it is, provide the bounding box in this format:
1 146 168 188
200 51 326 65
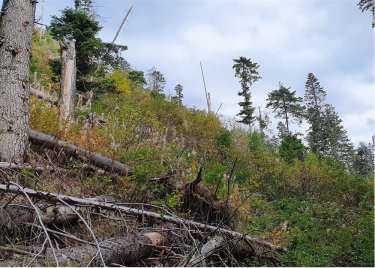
34 0 374 147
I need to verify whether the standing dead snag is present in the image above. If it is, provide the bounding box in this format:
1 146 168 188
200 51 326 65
0 0 36 163
59 40 77 125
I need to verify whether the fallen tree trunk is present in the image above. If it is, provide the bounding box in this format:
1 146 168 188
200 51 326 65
31 87 57 102
0 162 54 172
43 232 165 266
0 205 78 228
0 184 286 254
29 129 133 175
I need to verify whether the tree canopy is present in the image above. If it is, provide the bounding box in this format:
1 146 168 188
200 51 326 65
232 56 262 127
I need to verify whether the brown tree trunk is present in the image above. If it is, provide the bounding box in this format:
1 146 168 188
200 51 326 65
59 40 76 125
0 0 36 163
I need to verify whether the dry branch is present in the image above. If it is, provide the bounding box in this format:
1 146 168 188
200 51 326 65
29 129 133 175
0 184 286 255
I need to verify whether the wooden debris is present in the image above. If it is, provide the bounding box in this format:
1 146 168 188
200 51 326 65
29 129 133 175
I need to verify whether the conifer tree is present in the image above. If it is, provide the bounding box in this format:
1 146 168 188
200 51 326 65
232 57 262 130
320 104 354 163
174 84 184 104
147 68 166 93
304 73 327 153
49 6 128 92
266 83 304 133
353 141 374 177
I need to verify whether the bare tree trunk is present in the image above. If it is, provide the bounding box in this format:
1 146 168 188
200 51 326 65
39 0 46 39
112 5 133 44
59 41 76 125
0 0 36 163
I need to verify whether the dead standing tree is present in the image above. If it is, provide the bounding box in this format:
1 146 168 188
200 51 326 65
59 40 77 125
0 0 37 163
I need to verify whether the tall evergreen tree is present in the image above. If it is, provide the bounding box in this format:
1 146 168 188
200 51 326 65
320 104 354 163
232 57 262 129
266 83 305 133
304 73 327 153
174 84 184 104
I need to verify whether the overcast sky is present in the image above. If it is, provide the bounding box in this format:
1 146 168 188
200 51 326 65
35 0 374 147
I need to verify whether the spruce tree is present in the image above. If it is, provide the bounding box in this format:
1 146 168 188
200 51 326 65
232 57 262 129
266 83 305 133
49 6 128 92
174 84 184 104
320 104 354 163
304 73 327 153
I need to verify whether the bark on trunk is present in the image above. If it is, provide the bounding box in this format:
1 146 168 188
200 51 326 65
29 129 133 175
0 0 36 163
46 232 165 266
59 40 76 125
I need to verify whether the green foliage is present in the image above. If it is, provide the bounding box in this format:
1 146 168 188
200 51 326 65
249 131 267 152
127 70 147 87
150 90 166 101
174 84 184 105
279 134 304 164
266 83 305 132
232 56 262 126
48 7 128 93
215 128 232 148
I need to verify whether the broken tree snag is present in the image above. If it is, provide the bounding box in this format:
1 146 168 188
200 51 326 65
183 167 240 231
59 40 77 125
0 184 286 254
29 129 133 175
43 232 165 266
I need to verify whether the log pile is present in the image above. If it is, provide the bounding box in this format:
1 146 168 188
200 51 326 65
0 182 285 267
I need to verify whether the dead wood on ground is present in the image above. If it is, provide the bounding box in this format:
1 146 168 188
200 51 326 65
29 129 133 175
0 183 286 254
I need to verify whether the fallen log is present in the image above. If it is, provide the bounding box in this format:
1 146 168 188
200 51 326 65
0 162 54 172
29 129 133 175
0 205 78 228
0 184 286 255
31 87 57 102
45 232 165 266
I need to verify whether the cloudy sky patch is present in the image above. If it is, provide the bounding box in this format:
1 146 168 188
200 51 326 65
34 0 374 146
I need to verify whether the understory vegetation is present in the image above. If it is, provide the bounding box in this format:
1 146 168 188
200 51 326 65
20 27 375 267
